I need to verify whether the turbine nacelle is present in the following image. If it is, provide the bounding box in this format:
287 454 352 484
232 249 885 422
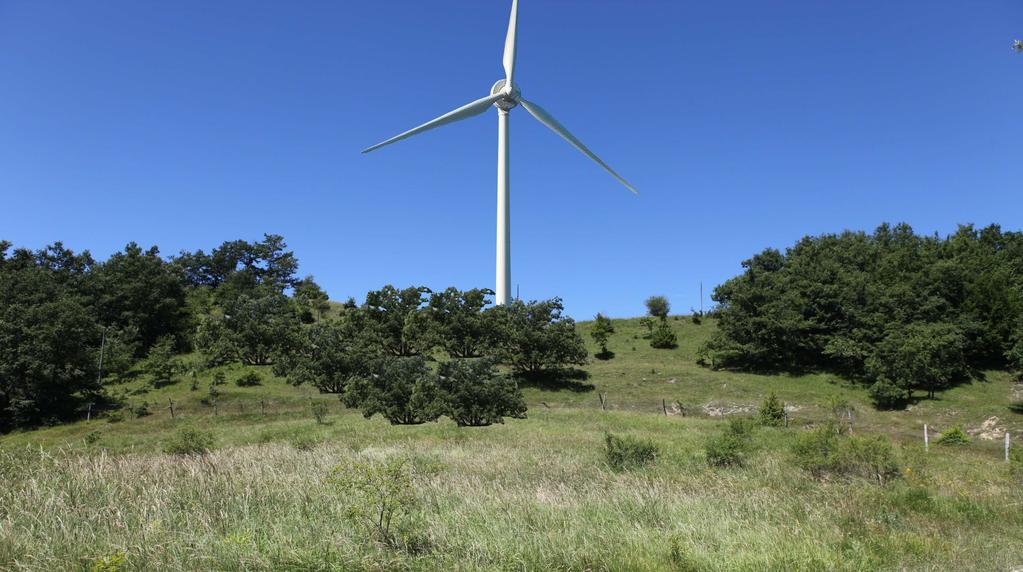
491 79 520 110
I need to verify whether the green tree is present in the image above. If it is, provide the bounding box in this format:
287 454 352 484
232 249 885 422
344 356 440 425
866 322 968 405
360 285 434 357
0 246 101 429
427 287 494 358
485 298 588 379
91 243 188 354
433 358 527 426
590 313 615 358
144 336 179 387
274 317 373 393
645 295 671 321
293 275 331 322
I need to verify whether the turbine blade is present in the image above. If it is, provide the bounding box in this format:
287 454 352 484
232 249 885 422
518 97 638 194
362 93 504 154
503 0 518 88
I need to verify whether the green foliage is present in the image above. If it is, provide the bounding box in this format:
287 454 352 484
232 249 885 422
144 336 179 387
327 457 418 546
868 377 906 410
485 298 588 379
0 243 101 430
344 356 440 425
235 371 263 387
936 426 970 446
639 317 655 338
434 358 527 427
91 551 127 572
865 322 968 404
311 401 330 425
758 392 786 427
275 318 373 394
360 285 433 357
163 427 214 455
91 242 188 353
590 313 615 358
645 296 671 320
705 418 756 468
292 275 330 322
290 433 321 451
603 431 658 471
427 287 494 358
792 421 900 484
703 224 1023 391
131 401 151 418
649 320 678 349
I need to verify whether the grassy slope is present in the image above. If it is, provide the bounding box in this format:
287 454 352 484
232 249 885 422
1 317 1022 570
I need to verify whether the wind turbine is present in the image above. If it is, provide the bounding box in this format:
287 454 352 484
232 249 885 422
362 0 638 305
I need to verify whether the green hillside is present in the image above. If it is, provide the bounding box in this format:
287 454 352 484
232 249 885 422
2 316 1022 570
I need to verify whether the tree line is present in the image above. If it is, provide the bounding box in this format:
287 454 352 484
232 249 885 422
0 235 587 431
702 223 1023 408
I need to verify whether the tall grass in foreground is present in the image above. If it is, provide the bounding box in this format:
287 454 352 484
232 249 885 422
1 410 1022 571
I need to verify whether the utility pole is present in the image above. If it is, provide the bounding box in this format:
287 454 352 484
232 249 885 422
700 282 703 316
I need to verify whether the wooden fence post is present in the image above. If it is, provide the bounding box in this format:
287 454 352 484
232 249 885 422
599 393 607 411
213 399 218 417
924 424 929 452
86 402 93 422
261 400 266 415
662 399 668 416
1006 432 1011 463
168 399 175 419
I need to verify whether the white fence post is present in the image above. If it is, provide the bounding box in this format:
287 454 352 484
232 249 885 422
1006 432 1011 463
924 424 929 453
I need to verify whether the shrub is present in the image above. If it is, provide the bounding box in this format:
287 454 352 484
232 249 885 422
84 431 101 446
639 317 655 338
311 401 329 424
758 392 785 427
868 377 906 410
792 422 900 484
163 427 214 455
649 321 678 349
328 457 418 547
343 356 440 425
290 434 321 451
434 358 527 427
105 409 125 424
705 418 756 467
690 311 702 325
604 431 658 471
645 296 670 320
132 401 151 418
936 426 970 446
235 371 263 387
91 551 127 572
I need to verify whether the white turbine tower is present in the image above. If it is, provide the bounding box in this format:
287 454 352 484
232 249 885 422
362 0 637 305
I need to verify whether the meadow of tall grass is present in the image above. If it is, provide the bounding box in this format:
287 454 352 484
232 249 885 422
2 408 1021 571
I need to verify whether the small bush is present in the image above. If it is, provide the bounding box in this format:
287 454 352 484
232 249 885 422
868 377 906 410
235 371 263 387
792 422 899 484
163 427 214 456
936 426 969 446
604 431 658 471
84 431 102 446
758 392 785 427
311 401 330 424
650 321 678 349
705 418 755 468
290 434 321 451
104 409 125 424
328 457 418 547
132 401 151 418
91 551 127 572
645 296 671 320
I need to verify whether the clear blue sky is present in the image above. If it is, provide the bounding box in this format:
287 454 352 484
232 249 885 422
2 1 1021 318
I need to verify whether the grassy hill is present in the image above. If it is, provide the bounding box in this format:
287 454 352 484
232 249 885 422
2 316 1022 570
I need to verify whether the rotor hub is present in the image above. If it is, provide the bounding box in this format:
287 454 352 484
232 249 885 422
491 79 520 110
